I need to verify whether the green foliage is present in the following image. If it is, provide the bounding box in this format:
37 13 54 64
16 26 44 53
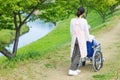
107 0 118 7
0 0 41 30
0 29 14 44
0 41 3 51
87 10 103 28
20 24 29 35
87 0 118 11
38 0 79 22
0 0 42 31
0 15 14 30
79 0 119 22
0 0 39 15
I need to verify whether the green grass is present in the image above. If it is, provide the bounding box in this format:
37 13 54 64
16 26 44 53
87 10 103 28
0 8 120 78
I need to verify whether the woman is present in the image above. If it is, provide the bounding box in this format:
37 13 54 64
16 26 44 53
68 6 90 76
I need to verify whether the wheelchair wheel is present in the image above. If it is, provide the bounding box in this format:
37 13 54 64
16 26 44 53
92 51 103 72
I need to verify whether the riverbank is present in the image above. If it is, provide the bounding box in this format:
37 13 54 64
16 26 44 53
0 8 120 80
5 19 55 52
0 24 29 50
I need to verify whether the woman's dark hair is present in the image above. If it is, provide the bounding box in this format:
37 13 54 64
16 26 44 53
76 6 85 17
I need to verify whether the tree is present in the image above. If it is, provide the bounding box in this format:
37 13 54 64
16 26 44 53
38 0 79 25
0 0 45 58
0 0 79 58
85 0 118 22
77 0 119 22
108 0 118 15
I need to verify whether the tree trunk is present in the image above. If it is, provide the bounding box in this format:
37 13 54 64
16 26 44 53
97 10 106 23
99 12 106 23
12 28 20 56
102 14 106 22
110 6 115 16
0 28 20 58
0 47 13 58
53 22 56 26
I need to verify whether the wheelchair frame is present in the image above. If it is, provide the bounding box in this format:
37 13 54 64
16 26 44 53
78 44 103 72
92 45 103 71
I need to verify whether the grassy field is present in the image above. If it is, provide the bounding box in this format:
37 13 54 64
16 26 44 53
0 8 120 79
0 9 118 65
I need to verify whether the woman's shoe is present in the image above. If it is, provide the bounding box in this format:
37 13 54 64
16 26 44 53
76 69 81 73
68 70 78 76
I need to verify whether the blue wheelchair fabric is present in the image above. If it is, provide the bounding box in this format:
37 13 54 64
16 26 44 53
87 41 94 57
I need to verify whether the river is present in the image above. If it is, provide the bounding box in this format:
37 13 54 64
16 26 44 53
0 19 55 56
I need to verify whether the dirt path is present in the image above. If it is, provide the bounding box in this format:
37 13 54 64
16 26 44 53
36 17 120 80
2 17 120 80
